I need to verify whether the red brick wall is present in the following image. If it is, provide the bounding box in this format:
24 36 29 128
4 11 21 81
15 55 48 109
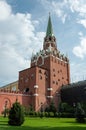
18 67 37 92
49 56 70 108
35 67 49 111
0 91 30 115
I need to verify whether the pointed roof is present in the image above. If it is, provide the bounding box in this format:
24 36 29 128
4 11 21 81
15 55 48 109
46 13 54 37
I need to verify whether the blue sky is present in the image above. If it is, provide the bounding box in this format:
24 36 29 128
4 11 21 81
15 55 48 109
0 0 86 86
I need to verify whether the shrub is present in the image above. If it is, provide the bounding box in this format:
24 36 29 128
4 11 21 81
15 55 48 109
45 112 49 117
34 112 38 117
40 112 44 118
49 112 54 117
75 103 86 123
8 100 24 126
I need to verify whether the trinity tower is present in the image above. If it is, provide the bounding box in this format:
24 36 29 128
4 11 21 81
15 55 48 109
18 14 70 111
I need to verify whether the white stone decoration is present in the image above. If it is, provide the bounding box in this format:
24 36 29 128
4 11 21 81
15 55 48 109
48 44 52 52
34 85 39 88
47 88 53 91
33 93 39 96
47 96 53 98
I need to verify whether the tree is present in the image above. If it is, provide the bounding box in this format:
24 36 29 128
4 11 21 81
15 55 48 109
49 102 56 113
75 103 85 123
8 100 24 126
45 102 57 117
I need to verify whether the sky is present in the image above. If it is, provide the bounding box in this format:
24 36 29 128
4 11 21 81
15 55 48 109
0 0 86 87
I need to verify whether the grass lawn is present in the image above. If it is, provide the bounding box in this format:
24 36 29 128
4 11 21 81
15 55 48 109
0 117 86 130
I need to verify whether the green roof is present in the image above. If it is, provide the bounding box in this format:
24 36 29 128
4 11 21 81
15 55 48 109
46 13 54 37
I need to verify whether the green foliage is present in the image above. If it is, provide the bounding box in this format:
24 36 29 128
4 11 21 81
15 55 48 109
75 103 86 123
8 101 24 126
81 102 86 116
45 102 56 113
23 107 29 116
49 102 57 113
59 103 74 113
58 102 75 118
44 112 49 117
48 112 54 117
28 104 35 117
45 102 57 117
29 111 34 116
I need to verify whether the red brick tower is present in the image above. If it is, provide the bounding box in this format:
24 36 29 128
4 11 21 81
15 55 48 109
18 14 70 111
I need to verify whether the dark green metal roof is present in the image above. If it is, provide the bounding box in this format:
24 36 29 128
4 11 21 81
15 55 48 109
46 13 54 37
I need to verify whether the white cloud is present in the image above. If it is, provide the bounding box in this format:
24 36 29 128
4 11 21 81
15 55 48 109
0 0 11 20
40 0 68 23
0 0 45 86
73 36 86 59
70 62 86 83
67 0 86 27
51 1 68 23
68 0 86 16
40 0 86 25
77 19 86 28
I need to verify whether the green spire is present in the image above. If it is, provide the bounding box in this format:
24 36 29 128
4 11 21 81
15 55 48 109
46 13 54 37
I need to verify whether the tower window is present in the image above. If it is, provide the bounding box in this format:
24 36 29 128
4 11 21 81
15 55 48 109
54 74 56 77
49 37 51 41
56 81 58 85
44 71 48 76
40 75 42 80
39 69 42 73
53 81 55 84
24 88 29 93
